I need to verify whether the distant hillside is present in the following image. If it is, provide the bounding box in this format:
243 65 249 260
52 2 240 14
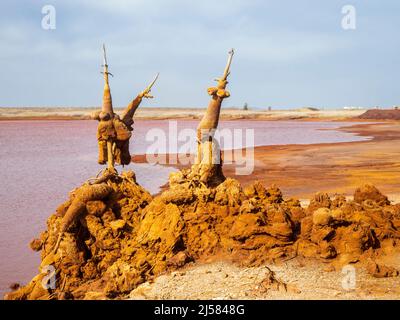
358 109 400 120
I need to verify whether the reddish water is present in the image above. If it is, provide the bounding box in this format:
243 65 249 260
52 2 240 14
0 120 369 297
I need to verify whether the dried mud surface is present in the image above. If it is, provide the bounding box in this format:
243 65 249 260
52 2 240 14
129 259 400 300
5 166 400 300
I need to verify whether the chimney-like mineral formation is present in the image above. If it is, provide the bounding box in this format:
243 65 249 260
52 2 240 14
193 49 234 186
94 44 158 171
96 44 117 172
101 44 114 119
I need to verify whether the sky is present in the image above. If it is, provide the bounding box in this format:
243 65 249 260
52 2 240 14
0 0 399 109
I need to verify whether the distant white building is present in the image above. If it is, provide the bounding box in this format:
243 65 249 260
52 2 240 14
343 106 364 110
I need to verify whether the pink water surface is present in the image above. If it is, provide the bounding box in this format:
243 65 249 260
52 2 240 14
0 119 370 297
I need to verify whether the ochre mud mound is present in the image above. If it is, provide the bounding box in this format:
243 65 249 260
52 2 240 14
296 185 400 265
358 109 400 120
137 167 302 270
5 168 400 300
5 171 152 300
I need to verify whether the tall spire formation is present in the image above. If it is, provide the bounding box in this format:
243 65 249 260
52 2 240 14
188 49 234 186
101 44 114 118
196 49 234 164
93 44 159 171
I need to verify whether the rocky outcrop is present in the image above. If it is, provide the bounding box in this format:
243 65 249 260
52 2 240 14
6 176 400 300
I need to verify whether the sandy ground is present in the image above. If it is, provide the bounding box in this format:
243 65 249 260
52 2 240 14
0 107 366 121
128 258 400 300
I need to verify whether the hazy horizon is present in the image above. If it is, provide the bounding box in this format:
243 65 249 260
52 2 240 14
0 105 379 111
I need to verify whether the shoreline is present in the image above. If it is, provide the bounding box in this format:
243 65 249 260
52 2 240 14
0 107 368 121
133 121 400 201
